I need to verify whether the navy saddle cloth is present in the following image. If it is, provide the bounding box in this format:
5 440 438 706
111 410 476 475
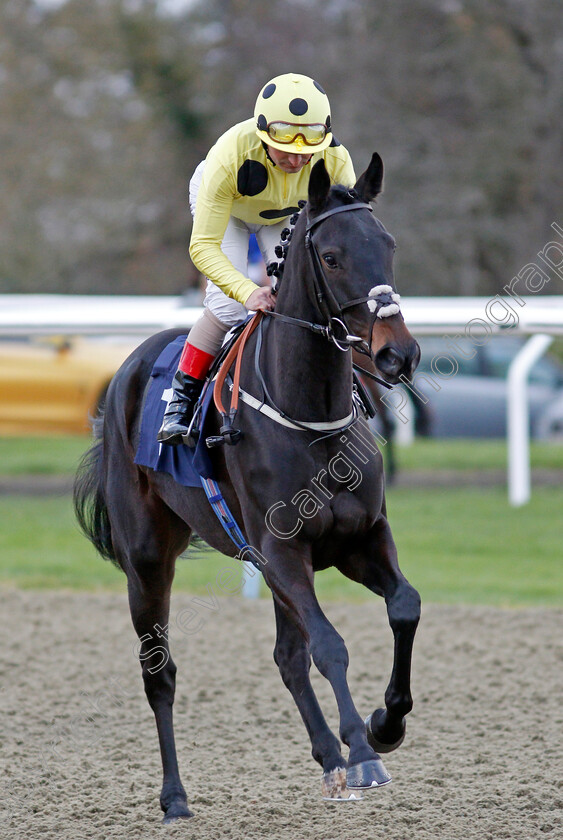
134 335 216 486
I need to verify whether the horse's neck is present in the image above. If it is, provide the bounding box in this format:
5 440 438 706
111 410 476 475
265 268 353 423
264 321 352 422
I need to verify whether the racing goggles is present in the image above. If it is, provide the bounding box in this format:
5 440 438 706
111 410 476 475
266 121 328 147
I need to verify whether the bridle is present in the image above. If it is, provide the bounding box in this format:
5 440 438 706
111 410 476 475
265 199 401 388
207 199 401 447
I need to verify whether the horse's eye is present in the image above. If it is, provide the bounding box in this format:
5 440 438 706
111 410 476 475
323 254 338 269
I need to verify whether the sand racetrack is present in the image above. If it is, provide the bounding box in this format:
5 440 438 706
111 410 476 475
0 588 561 840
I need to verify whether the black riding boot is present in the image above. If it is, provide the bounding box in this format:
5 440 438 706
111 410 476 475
157 370 204 446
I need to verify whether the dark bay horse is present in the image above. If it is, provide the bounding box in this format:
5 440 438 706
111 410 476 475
74 153 421 821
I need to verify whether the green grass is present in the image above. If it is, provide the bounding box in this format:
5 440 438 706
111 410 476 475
1 435 562 476
0 436 91 475
0 486 561 606
385 485 563 607
0 494 244 592
392 438 563 471
1 436 561 605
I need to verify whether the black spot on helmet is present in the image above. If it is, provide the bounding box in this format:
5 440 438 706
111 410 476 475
289 98 308 117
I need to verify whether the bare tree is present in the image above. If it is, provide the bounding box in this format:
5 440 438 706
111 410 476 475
1 0 561 297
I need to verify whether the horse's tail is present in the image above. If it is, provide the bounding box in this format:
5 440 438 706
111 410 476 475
73 410 119 568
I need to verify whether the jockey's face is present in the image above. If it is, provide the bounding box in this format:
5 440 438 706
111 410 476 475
267 145 313 174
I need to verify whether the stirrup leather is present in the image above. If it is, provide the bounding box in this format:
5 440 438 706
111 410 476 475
206 314 263 449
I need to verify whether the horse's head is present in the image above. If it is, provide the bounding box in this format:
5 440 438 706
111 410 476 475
303 154 420 384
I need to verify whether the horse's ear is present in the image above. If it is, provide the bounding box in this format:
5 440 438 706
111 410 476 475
308 159 331 211
354 153 384 203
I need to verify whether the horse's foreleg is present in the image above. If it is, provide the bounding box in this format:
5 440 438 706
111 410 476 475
341 514 421 753
261 541 388 795
272 599 346 781
364 577 420 753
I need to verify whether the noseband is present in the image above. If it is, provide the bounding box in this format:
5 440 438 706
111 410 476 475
266 199 401 387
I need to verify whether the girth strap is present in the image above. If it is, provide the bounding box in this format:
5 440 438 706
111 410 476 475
200 476 264 573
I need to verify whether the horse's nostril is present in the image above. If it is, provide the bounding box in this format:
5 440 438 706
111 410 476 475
375 346 403 377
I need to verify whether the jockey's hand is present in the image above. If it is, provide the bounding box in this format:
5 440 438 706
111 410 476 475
245 286 276 312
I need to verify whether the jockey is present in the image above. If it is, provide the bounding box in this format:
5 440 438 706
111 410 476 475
158 73 356 445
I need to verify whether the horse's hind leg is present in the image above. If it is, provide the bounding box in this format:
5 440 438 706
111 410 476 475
111 485 193 823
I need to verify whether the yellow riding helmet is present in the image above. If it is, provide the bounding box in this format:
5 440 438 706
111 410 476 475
254 73 333 154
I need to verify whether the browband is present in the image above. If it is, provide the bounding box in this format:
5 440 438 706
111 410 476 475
306 202 372 232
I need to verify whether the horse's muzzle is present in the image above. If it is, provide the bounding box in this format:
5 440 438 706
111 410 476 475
374 339 420 383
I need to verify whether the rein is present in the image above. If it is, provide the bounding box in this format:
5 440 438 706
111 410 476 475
207 312 359 447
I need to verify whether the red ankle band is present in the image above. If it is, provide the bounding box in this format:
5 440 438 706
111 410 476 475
178 343 215 379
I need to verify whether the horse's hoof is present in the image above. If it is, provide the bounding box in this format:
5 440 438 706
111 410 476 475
161 803 194 824
346 758 392 790
321 766 364 801
365 708 406 753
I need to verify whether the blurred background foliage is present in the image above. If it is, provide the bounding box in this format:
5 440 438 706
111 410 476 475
1 0 561 296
